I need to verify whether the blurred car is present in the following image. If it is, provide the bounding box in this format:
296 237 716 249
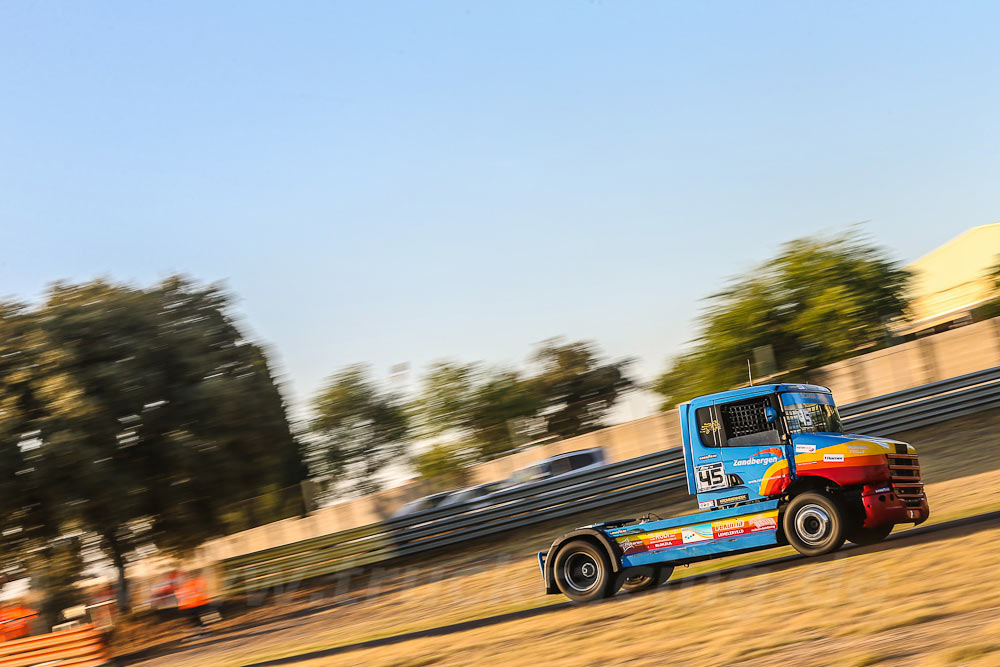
500 448 606 490
436 481 503 509
390 490 454 518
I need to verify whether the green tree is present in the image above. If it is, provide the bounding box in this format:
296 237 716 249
413 341 632 462
0 302 65 604
413 362 541 462
0 277 305 611
467 369 542 459
410 443 471 492
412 361 480 440
531 339 634 439
977 257 1000 319
654 231 911 409
308 365 408 496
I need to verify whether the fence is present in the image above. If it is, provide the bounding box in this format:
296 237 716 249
220 365 1000 594
0 624 108 667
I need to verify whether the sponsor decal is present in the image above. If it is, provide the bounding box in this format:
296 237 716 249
733 455 779 467
621 510 781 554
607 529 626 536
716 493 749 505
682 524 714 544
711 510 779 539
795 444 816 454
699 499 715 509
848 445 869 454
748 512 778 531
646 529 683 549
713 518 747 538
699 420 721 435
874 486 891 494
733 447 784 468
617 536 647 554
698 454 718 461
824 453 845 463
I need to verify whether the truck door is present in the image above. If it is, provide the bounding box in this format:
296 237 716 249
695 395 792 508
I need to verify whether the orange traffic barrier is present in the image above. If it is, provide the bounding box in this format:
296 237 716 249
0 624 108 667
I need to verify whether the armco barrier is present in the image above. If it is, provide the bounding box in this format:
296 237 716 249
222 366 1000 594
0 624 108 667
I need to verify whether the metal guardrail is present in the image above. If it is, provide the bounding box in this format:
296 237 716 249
839 366 1000 433
222 366 1000 594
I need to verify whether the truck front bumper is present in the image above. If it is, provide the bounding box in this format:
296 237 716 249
861 485 929 527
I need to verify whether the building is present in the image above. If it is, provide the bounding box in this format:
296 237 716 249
900 223 1000 336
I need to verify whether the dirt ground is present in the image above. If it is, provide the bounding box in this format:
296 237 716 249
122 410 1000 666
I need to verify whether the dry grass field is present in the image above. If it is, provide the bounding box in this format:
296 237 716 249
293 521 1000 667
129 411 1000 667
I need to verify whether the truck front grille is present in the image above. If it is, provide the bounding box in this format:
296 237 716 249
887 453 925 507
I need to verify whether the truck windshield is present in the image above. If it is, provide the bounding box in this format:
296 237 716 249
780 392 844 434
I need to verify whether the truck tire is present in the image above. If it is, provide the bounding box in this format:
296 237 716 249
621 565 674 594
782 492 846 557
846 522 893 546
553 540 619 602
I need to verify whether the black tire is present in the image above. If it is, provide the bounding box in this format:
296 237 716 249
846 522 893 546
621 565 674 594
553 540 619 602
782 492 847 557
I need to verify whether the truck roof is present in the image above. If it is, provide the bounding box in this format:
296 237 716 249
678 382 832 407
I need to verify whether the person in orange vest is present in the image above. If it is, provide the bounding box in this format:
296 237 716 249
0 600 38 641
176 571 211 635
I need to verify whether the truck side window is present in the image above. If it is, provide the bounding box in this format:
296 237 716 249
719 398 780 447
695 406 723 447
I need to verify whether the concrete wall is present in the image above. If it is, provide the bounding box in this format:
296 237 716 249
185 316 1000 569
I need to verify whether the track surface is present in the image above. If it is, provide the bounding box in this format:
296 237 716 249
239 509 1000 666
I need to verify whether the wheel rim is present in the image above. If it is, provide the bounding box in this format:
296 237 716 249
795 504 832 545
563 552 601 592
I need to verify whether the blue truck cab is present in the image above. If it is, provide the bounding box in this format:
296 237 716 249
538 383 929 602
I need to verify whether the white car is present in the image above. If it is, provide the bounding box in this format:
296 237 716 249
501 448 606 490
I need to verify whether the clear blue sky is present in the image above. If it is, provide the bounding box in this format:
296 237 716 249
2 1 998 419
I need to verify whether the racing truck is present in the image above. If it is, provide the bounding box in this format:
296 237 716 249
538 383 930 602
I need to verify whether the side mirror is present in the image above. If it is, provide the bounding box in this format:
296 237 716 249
764 406 778 423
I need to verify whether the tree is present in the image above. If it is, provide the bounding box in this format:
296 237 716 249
0 302 64 591
410 444 471 492
308 365 408 496
0 277 305 612
413 362 541 462
531 339 634 439
412 341 632 463
654 231 911 409
411 361 480 441
466 369 543 459
977 257 1000 319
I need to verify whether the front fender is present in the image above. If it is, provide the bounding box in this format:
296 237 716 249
541 528 623 594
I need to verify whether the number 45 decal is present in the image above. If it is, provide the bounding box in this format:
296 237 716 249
695 462 728 492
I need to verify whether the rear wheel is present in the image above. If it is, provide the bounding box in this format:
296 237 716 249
782 492 846 557
553 540 620 602
621 565 674 594
846 522 893 546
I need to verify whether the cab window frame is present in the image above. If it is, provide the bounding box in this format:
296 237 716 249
696 394 785 448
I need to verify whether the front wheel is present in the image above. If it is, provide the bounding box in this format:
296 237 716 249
553 540 620 602
621 565 674 594
846 522 893 546
782 492 846 557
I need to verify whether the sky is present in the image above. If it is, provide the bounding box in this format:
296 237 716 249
1 1 998 421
